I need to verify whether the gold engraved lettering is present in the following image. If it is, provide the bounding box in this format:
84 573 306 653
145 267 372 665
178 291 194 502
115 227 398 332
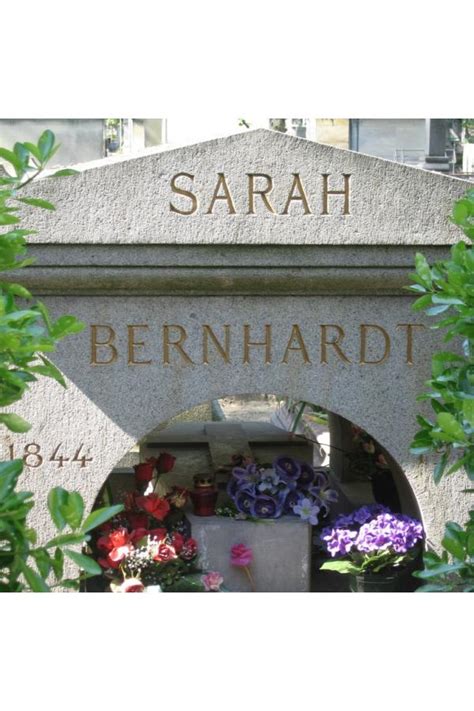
282 174 312 215
396 323 426 365
282 324 311 363
321 174 351 215
247 173 275 214
202 325 231 364
169 173 198 215
320 325 351 364
163 325 194 365
206 173 236 214
359 324 391 365
243 324 272 364
127 325 151 365
90 325 118 365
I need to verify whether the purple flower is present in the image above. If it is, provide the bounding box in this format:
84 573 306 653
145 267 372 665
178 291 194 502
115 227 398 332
274 456 301 486
298 462 315 488
252 495 284 518
352 503 390 525
283 489 301 514
293 497 321 526
232 463 260 488
354 513 424 555
321 506 424 563
321 527 358 557
313 469 329 488
234 490 256 515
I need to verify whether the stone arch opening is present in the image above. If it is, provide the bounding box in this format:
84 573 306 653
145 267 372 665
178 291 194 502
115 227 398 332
84 392 422 592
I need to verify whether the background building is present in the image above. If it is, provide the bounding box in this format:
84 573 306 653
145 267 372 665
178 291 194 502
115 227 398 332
0 118 473 178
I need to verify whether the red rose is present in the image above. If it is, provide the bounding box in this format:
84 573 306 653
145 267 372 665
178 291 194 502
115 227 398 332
171 531 184 553
134 461 156 485
126 512 149 530
153 543 177 563
109 528 131 549
156 452 176 474
180 537 198 561
148 527 167 542
137 494 170 521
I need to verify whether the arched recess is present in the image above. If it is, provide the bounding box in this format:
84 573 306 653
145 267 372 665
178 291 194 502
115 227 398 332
91 392 422 524
11 375 428 549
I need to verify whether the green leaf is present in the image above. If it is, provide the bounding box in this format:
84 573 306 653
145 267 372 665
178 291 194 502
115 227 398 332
50 314 85 339
436 412 467 441
81 504 124 533
18 559 50 592
0 282 32 299
51 547 64 580
26 356 66 387
38 130 55 161
463 400 474 427
431 294 465 306
22 142 42 162
446 457 467 476
49 169 79 177
442 529 466 561
414 562 466 578
433 451 449 484
31 549 52 579
415 252 432 288
0 212 20 225
0 412 31 433
18 197 55 211
45 533 87 549
412 294 433 312
0 459 23 501
319 560 361 575
0 147 23 174
61 492 84 530
47 487 68 531
426 304 450 316
64 549 102 575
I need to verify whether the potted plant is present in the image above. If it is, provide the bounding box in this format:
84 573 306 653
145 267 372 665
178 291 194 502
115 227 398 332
319 504 424 592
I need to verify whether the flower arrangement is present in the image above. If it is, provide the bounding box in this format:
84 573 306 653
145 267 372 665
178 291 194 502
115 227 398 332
226 456 338 524
91 453 223 592
320 504 424 576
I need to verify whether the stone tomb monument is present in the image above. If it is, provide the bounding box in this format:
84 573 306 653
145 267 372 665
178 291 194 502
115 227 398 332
3 129 472 589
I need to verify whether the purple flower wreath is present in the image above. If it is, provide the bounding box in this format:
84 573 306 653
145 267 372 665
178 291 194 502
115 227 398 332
227 456 338 523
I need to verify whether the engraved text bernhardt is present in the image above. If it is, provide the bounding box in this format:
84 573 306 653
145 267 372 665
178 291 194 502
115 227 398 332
90 323 425 367
169 172 351 215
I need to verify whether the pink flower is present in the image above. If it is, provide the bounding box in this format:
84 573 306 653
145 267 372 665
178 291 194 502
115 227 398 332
230 543 253 567
202 571 224 592
109 543 134 563
120 578 145 593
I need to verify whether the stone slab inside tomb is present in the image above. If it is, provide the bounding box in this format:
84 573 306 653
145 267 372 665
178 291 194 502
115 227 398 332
3 128 472 592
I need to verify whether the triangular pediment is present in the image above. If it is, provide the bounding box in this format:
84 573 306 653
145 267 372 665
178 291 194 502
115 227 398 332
25 128 470 246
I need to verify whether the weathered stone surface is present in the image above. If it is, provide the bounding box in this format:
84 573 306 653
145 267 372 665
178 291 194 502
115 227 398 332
22 129 470 246
187 513 311 592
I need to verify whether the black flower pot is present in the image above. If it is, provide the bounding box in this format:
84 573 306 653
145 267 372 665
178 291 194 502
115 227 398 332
349 571 401 592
